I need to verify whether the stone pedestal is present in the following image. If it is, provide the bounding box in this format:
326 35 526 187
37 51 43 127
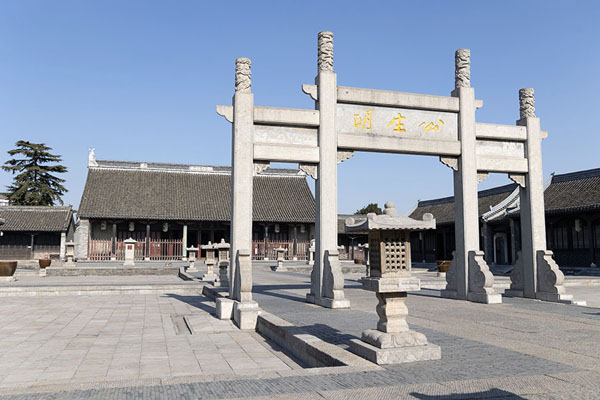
187 246 199 272
123 238 136 266
307 242 315 265
216 297 234 320
350 277 441 365
233 300 259 330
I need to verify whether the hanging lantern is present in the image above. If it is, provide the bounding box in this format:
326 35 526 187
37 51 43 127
162 223 169 232
129 222 135 232
575 219 582 233
274 224 280 233
300 224 306 233
100 221 107 231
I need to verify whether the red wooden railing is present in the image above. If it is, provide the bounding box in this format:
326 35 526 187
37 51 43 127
88 238 183 261
252 240 310 260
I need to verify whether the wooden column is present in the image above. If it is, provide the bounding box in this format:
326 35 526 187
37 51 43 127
145 223 150 260
111 223 117 260
293 225 298 259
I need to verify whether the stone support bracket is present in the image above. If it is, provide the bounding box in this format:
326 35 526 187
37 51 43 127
466 250 501 304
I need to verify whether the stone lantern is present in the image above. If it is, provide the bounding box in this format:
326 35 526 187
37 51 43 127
215 239 230 287
64 241 76 267
123 238 136 266
344 201 440 364
274 247 287 271
187 246 199 272
201 242 218 283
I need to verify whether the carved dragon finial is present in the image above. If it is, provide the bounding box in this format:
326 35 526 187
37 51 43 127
318 31 334 73
519 88 535 119
455 49 471 88
235 58 251 93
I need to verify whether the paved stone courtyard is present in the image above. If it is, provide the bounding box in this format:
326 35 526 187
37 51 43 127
1 268 600 398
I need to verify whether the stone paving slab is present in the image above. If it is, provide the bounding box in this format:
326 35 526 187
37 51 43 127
1 269 600 398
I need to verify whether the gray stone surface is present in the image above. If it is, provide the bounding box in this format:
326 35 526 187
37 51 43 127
3 269 600 398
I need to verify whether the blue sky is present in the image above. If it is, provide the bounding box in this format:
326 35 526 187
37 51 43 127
1 1 598 214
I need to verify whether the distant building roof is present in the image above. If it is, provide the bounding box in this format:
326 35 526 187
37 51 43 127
544 168 600 214
409 184 518 225
338 214 368 234
78 159 315 223
0 206 73 232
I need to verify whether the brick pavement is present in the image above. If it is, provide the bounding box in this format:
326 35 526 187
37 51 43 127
1 269 600 398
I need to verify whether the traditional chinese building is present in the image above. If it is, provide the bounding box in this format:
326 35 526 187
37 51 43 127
0 206 75 260
408 167 600 269
76 153 315 261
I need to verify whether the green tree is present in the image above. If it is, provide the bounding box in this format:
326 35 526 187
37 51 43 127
355 203 382 215
2 141 68 206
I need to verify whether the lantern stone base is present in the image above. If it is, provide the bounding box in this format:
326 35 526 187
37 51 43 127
349 338 441 365
233 300 259 330
305 294 351 309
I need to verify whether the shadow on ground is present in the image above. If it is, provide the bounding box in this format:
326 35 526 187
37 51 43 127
411 388 526 399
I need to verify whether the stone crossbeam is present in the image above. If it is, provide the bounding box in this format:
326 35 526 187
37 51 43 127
338 134 461 156
303 84 484 111
217 105 319 127
254 143 319 163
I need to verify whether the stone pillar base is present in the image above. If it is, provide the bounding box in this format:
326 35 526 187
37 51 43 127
123 261 135 266
0 276 16 282
39 269 47 277
349 338 440 365
63 261 76 268
216 298 235 320
503 289 524 298
110 257 116 261
536 292 586 305
144 257 150 261
467 292 502 304
437 272 446 278
305 294 351 309
187 266 199 273
233 301 259 330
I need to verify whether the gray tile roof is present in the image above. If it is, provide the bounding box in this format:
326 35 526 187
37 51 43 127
544 168 600 214
338 214 367 234
0 206 73 232
78 164 315 223
409 184 518 225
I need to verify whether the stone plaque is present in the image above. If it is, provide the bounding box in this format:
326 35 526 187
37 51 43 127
337 104 458 141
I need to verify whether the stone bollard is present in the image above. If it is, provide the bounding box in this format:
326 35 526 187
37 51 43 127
274 247 287 271
345 203 441 365
123 238 136 266
63 241 76 268
215 239 230 287
187 246 199 272
201 242 218 283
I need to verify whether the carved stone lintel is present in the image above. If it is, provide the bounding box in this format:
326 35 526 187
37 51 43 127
318 31 334 73
439 156 458 171
337 150 354 164
477 173 489 183
455 49 471 89
299 163 317 179
253 161 270 175
235 58 252 93
509 174 526 188
519 88 535 119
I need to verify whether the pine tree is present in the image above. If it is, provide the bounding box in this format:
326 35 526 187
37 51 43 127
2 141 68 206
355 203 382 215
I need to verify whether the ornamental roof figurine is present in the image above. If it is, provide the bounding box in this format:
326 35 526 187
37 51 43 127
344 202 435 233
